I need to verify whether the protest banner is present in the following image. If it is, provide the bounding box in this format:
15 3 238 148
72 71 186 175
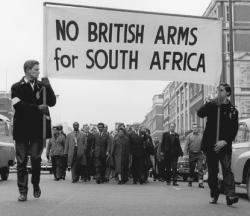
44 2 222 85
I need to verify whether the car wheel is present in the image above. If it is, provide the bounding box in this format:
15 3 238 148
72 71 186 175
247 168 250 200
0 166 9 180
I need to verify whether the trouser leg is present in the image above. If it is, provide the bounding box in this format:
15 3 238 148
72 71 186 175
61 155 67 179
51 156 57 178
197 154 204 181
131 157 139 182
29 139 43 187
71 161 80 181
101 158 106 181
158 160 165 180
15 141 29 194
171 157 178 182
55 156 63 179
165 159 171 182
220 153 235 197
95 166 101 182
189 155 196 182
206 153 219 198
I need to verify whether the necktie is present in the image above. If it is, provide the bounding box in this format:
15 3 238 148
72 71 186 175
74 131 78 146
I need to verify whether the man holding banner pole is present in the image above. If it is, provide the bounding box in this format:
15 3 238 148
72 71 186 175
197 83 239 206
11 60 56 201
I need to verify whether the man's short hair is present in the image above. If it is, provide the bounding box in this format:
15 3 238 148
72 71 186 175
23 60 39 73
97 122 104 127
169 122 176 127
219 82 231 97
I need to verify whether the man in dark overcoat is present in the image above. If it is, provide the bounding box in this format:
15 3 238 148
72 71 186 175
93 122 109 184
197 83 239 205
160 122 183 186
11 60 56 201
129 124 145 184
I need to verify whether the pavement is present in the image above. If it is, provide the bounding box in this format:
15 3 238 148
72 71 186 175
0 172 249 216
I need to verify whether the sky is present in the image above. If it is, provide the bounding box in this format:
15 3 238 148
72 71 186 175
0 0 212 130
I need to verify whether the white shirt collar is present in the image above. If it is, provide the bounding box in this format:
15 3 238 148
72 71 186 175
24 77 35 90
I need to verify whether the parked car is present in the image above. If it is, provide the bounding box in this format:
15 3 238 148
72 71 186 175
218 118 250 200
231 118 250 200
0 116 15 181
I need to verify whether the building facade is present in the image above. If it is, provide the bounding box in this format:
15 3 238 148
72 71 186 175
203 0 250 119
142 94 164 140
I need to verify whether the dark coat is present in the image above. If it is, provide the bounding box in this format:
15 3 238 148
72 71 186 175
129 131 144 157
85 132 95 155
160 132 183 158
111 135 130 174
11 77 56 141
197 99 238 154
93 133 109 167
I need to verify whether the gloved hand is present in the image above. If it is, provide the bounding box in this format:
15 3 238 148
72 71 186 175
38 104 49 115
41 77 51 87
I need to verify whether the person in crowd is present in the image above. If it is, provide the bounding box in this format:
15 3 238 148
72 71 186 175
155 136 165 182
46 125 65 181
142 127 154 183
64 122 87 183
11 60 56 201
151 136 160 181
197 83 239 205
111 127 130 184
93 122 109 184
91 126 98 134
103 124 114 182
160 122 183 186
129 124 145 184
184 123 204 188
57 124 67 180
83 125 95 181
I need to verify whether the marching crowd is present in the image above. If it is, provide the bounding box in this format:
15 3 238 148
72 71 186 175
46 121 204 187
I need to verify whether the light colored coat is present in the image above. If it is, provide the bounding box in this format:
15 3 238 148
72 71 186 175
64 131 87 166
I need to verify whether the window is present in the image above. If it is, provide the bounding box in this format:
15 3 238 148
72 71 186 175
225 4 230 22
233 122 249 143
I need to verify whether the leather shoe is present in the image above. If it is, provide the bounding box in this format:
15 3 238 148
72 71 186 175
188 182 192 187
33 185 41 198
198 183 204 188
226 196 239 206
209 194 219 204
18 193 27 201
